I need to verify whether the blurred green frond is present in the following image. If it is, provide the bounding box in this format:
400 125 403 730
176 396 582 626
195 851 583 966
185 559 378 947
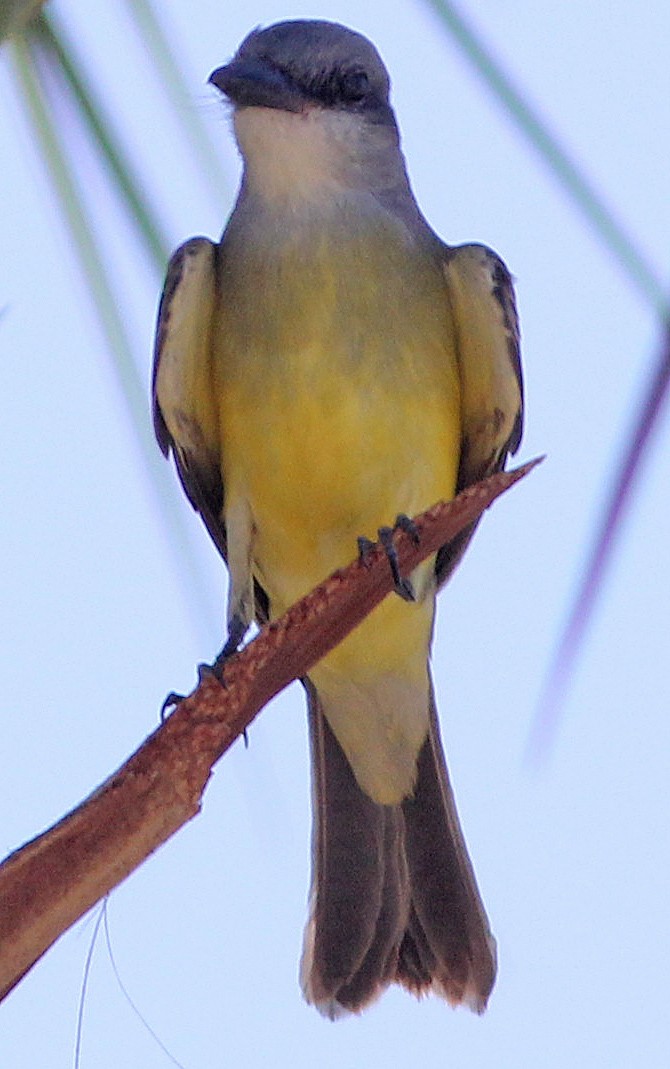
8 9 222 638
10 30 156 434
427 0 670 745
426 0 667 316
0 0 45 43
529 317 670 756
122 0 230 204
34 12 171 268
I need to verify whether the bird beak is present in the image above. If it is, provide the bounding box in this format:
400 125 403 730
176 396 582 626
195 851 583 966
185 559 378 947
209 57 304 112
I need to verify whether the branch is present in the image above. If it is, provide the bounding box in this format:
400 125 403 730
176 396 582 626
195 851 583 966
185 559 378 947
0 459 540 1002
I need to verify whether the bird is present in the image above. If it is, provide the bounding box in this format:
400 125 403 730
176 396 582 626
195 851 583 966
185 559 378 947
152 19 523 1019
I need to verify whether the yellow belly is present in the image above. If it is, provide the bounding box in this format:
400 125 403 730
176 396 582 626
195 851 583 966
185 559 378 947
218 333 460 689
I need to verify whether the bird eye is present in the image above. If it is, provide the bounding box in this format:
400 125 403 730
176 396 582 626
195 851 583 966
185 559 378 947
340 69 370 101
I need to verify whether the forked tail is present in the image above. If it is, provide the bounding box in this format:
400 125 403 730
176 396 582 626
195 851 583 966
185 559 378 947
300 680 496 1018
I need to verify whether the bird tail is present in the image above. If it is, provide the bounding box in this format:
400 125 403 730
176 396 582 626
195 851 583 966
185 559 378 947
300 679 496 1018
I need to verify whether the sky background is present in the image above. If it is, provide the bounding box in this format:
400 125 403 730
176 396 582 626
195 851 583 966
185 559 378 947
1 1 669 1066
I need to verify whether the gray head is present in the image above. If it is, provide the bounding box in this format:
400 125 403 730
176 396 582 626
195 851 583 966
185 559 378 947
210 20 394 125
210 21 422 221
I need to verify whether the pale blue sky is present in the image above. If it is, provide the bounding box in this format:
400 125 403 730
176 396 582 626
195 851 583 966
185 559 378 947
1 2 669 1066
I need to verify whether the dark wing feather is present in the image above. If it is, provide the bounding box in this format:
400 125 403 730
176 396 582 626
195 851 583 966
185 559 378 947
436 243 524 586
151 237 228 561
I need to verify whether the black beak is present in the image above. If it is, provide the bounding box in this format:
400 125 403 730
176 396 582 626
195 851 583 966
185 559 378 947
209 56 304 112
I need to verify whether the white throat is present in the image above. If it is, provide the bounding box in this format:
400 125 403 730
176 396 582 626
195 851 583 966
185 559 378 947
233 105 400 206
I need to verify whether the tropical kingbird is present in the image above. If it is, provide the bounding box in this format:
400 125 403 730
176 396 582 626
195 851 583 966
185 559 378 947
152 19 523 1019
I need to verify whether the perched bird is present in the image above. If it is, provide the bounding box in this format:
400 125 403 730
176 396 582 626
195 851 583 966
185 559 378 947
152 19 523 1019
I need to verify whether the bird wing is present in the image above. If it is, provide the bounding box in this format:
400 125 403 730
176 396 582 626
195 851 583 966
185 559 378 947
436 242 524 586
152 236 228 561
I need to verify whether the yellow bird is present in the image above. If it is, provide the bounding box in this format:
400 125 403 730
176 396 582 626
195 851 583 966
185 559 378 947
152 20 523 1019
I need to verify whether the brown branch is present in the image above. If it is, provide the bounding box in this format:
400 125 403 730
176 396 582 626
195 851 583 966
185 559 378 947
0 459 541 1003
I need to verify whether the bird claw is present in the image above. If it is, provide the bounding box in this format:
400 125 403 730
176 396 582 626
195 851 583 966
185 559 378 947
393 574 417 603
377 515 421 602
196 661 225 685
357 535 376 563
392 513 420 546
210 612 249 675
158 664 223 722
160 691 185 720
159 614 249 721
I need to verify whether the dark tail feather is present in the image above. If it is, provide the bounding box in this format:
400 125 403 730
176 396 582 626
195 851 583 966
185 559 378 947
300 680 496 1018
300 682 410 1018
399 685 496 1011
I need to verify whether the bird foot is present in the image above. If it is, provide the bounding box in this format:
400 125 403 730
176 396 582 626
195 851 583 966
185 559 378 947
159 613 249 720
360 514 421 602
